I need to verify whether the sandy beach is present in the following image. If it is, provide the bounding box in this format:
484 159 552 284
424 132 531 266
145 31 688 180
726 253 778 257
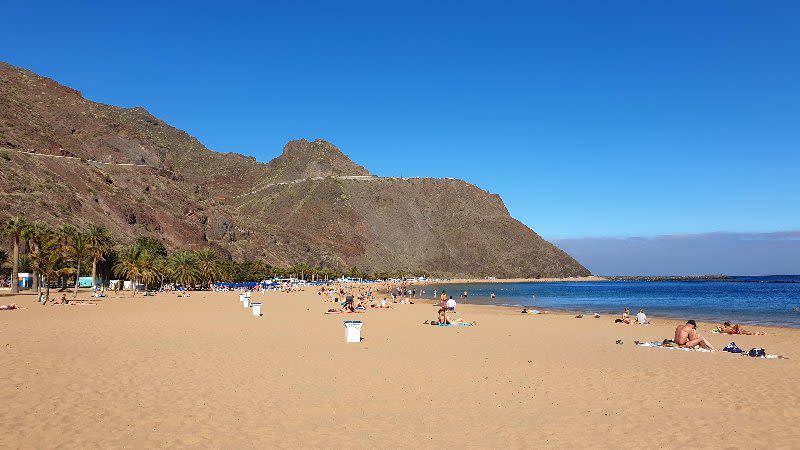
2 288 799 448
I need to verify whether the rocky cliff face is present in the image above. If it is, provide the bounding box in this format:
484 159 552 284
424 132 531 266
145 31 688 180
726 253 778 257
0 62 590 277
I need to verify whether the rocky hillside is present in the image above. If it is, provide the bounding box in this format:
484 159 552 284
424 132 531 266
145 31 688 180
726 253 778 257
0 62 589 277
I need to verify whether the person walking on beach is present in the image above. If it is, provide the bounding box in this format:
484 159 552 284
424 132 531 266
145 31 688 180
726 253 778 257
675 320 714 350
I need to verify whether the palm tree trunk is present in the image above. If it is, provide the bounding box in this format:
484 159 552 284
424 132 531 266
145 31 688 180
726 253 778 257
133 278 137 297
91 258 98 289
73 261 81 299
10 238 19 294
31 241 39 291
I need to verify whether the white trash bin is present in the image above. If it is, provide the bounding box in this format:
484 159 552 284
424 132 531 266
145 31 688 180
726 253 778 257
239 293 246 302
343 321 363 343
242 297 250 308
245 291 251 298
251 302 262 317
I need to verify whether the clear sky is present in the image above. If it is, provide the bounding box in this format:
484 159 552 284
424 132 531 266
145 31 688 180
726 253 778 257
3 1 798 273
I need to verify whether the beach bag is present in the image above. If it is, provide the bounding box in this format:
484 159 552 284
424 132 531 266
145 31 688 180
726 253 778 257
723 342 744 353
748 348 766 358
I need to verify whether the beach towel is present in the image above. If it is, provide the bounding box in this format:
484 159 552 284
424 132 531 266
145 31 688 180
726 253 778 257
637 341 786 359
437 323 474 327
634 341 712 352
736 347 786 359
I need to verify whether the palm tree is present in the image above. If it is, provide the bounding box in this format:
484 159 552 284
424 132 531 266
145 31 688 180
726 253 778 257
113 243 162 296
1 217 31 293
28 237 66 305
55 224 77 288
113 244 144 296
0 248 8 286
194 249 222 288
153 255 170 290
137 251 160 291
84 224 113 289
66 232 94 299
290 262 313 280
23 220 52 292
55 224 77 246
168 250 199 289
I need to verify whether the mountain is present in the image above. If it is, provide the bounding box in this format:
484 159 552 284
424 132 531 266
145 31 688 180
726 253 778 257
0 62 589 277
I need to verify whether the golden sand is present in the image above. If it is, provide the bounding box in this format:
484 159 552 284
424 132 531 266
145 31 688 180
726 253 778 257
1 288 799 448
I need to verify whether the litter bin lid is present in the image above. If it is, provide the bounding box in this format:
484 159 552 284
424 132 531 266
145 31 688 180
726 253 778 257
251 302 262 306
343 320 363 325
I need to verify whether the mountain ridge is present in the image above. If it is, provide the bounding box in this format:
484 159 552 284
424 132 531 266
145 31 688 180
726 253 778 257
0 61 589 277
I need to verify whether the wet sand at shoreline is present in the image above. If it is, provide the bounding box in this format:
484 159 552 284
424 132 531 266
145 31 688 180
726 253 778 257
2 288 799 448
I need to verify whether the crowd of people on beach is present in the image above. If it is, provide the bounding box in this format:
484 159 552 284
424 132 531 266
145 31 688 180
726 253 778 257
320 284 418 314
4 278 775 354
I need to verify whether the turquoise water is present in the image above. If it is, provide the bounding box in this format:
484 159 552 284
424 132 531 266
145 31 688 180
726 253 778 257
424 276 800 328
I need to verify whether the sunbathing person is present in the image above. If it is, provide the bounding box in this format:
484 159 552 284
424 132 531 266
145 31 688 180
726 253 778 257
447 316 476 325
622 307 633 324
51 294 68 305
636 309 651 325
718 321 762 335
0 303 20 310
674 320 714 350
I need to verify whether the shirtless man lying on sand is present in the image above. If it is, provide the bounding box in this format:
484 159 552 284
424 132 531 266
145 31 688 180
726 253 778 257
675 320 714 350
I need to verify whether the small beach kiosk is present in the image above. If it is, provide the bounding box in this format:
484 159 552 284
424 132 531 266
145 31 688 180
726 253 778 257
17 273 33 289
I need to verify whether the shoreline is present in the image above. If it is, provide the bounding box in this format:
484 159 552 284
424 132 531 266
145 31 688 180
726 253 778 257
470 302 792 333
449 299 800 330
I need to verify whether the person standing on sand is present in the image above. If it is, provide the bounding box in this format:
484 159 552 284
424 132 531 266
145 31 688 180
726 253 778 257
345 293 355 311
675 320 714 350
440 290 446 303
438 295 449 324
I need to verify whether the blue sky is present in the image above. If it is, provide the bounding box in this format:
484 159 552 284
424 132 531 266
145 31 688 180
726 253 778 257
556 232 800 276
3 1 798 273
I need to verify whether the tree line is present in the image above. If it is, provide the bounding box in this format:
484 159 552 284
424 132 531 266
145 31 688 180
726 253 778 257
1 217 431 298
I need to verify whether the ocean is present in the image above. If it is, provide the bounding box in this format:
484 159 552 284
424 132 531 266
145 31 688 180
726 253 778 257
424 276 800 328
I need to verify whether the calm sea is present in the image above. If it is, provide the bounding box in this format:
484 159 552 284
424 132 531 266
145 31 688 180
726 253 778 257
424 276 800 328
